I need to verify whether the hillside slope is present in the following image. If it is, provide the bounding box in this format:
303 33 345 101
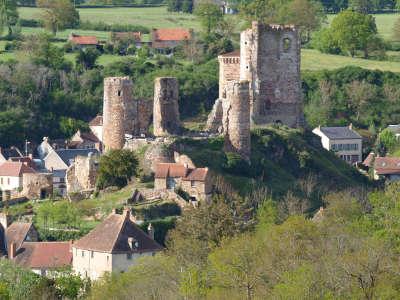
173 126 370 207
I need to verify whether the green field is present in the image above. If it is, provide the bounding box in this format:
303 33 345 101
18 6 201 30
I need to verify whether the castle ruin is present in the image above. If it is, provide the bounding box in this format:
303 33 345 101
223 80 251 160
102 77 135 151
153 77 181 137
208 22 304 131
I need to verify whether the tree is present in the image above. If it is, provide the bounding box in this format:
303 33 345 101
392 17 400 42
378 128 397 154
97 149 139 189
330 10 378 57
345 80 377 122
194 2 223 35
76 48 101 70
37 0 79 35
0 0 18 37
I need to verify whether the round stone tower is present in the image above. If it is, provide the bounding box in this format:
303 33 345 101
102 77 134 151
224 80 251 161
153 77 181 137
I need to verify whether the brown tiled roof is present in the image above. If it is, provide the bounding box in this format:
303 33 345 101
113 32 141 42
183 168 209 182
363 152 375 167
76 131 99 143
154 163 188 178
6 222 35 252
0 162 36 177
73 210 163 254
374 157 400 175
219 50 240 57
152 28 191 41
89 115 103 126
69 34 98 45
13 242 72 269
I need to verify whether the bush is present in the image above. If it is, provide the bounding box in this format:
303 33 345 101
139 217 177 246
79 20 150 33
4 41 20 51
134 202 182 220
103 42 114 54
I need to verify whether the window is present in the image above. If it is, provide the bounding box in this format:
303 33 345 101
191 181 195 188
127 253 132 260
91 251 94 258
81 251 84 257
118 90 121 96
282 38 291 52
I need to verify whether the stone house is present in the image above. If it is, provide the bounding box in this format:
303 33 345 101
154 163 212 201
0 214 72 276
312 125 362 164
43 149 99 196
0 162 36 197
151 28 192 54
22 172 53 200
72 208 162 280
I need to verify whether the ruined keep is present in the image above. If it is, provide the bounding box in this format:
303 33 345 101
210 22 304 130
66 152 99 196
240 22 303 127
102 77 135 151
153 77 181 136
223 80 251 160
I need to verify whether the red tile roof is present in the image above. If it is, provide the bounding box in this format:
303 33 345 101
374 157 400 175
0 162 36 177
69 34 98 45
89 115 103 126
73 210 162 254
219 50 240 57
154 163 209 182
363 152 375 167
13 242 72 269
152 28 191 41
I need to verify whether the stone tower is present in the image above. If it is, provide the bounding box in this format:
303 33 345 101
224 80 251 161
218 51 240 99
240 22 304 127
102 77 134 151
153 77 181 137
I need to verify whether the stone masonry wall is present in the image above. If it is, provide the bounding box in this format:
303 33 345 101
103 77 134 151
224 80 251 160
218 55 240 99
153 77 181 137
22 173 53 199
240 22 304 127
66 153 99 195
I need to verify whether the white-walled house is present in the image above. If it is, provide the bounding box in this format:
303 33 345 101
72 209 162 280
312 125 362 164
0 161 36 193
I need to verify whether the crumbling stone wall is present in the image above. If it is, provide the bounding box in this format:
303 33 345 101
240 22 304 127
224 80 251 160
206 98 224 133
103 77 134 151
22 173 53 200
153 77 181 136
66 153 99 195
218 53 240 99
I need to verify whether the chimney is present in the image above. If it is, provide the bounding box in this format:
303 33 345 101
147 223 155 240
123 207 131 219
9 242 16 259
0 213 10 229
349 123 353 130
28 153 33 160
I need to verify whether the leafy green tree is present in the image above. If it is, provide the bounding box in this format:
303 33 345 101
76 48 101 70
59 117 89 138
0 0 18 37
97 149 139 189
378 128 397 154
330 10 378 57
54 271 90 299
349 0 374 13
37 0 80 35
194 2 223 35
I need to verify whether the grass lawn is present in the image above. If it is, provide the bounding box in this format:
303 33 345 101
18 6 201 31
327 13 399 41
302 49 400 72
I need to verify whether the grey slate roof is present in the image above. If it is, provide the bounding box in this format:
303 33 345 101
319 127 362 140
55 149 99 167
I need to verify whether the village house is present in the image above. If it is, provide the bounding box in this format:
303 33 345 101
72 208 162 280
312 125 362 164
68 33 99 48
0 161 36 199
43 149 99 196
0 214 72 276
68 130 101 151
89 115 103 142
151 28 192 54
363 152 400 181
154 163 212 201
